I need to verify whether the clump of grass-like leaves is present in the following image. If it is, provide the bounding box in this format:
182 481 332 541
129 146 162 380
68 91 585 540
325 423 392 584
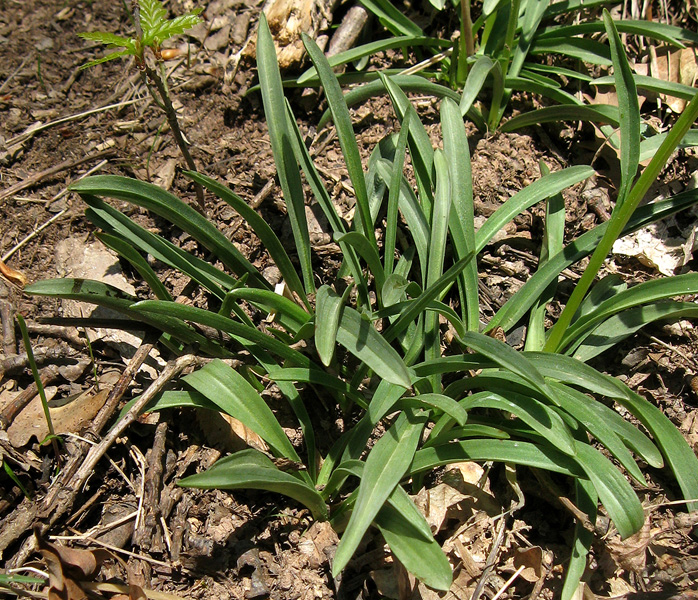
296 0 698 137
27 12 698 597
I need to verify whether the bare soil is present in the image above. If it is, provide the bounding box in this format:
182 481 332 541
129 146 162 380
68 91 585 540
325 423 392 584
1 1 697 599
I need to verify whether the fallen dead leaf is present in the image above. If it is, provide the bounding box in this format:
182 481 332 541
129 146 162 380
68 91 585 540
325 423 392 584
0 257 27 287
35 527 147 600
612 219 697 275
680 412 698 452
298 521 338 569
604 518 651 575
650 45 698 113
414 483 469 534
513 545 544 583
196 409 270 454
8 387 109 447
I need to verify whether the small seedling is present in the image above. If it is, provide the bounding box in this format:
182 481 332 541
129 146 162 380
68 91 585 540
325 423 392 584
79 0 205 208
3 460 33 500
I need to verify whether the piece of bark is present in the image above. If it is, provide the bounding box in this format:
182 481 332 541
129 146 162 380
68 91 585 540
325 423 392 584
0 365 60 430
327 5 369 57
133 421 168 551
1 299 15 356
246 0 341 68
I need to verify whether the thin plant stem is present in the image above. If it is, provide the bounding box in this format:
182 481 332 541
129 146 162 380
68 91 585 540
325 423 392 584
16 314 61 461
129 1 205 210
141 59 205 210
457 0 475 84
83 328 100 392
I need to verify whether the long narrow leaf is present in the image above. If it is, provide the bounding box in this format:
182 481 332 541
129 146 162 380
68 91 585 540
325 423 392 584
410 439 585 477
592 74 698 103
529 37 612 65
297 36 448 85
618 388 698 511
283 102 369 305
605 11 640 206
399 393 467 426
375 502 452 591
384 253 475 343
462 390 576 456
336 306 413 388
183 360 300 460
335 232 385 294
443 97 480 328
178 449 327 519
458 331 552 398
489 191 698 332
561 480 597 600
548 382 646 484
475 166 594 253
25 279 228 357
537 20 698 46
459 56 503 118
384 111 411 276
84 197 236 297
571 302 698 361
187 171 309 308
524 352 663 468
70 176 266 287
500 104 620 132
545 56 698 352
130 300 311 365
95 232 172 301
559 273 698 352
257 16 314 292
525 160 565 351
315 285 345 366
333 409 427 576
424 150 452 378
573 441 644 539
380 75 436 207
303 33 374 244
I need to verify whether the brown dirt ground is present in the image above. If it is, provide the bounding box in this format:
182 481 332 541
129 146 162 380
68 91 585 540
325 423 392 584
1 1 697 599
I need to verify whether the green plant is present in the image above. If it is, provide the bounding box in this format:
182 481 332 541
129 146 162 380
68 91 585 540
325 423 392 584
79 0 205 207
27 12 698 596
295 0 698 135
0 573 45 595
16 314 61 460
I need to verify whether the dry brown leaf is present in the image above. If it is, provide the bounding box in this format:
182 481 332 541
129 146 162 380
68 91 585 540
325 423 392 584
298 521 339 569
196 409 269 454
441 462 500 515
650 45 698 113
513 546 543 583
35 527 109 600
0 258 27 287
612 219 697 275
35 528 148 600
680 412 698 452
604 518 651 575
414 483 469 534
8 387 109 447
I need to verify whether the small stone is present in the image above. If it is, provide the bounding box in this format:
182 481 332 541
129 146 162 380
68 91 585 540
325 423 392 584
35 37 54 51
